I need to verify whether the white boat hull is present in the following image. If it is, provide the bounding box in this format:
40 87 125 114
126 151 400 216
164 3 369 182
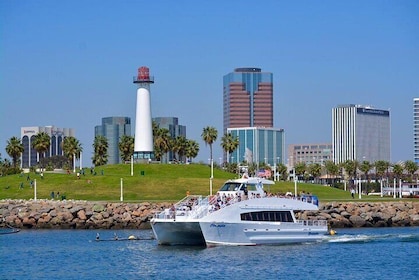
151 219 205 245
199 221 328 246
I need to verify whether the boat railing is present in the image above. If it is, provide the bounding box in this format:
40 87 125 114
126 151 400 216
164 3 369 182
153 195 212 220
297 220 328 227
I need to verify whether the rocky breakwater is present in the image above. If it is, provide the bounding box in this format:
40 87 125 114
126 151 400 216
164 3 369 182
298 201 419 228
1 200 419 229
0 199 173 229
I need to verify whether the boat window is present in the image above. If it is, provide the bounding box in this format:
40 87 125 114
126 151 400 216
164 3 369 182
219 183 241 191
240 211 293 222
245 184 257 191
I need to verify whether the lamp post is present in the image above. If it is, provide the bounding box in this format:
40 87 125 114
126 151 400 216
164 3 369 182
131 155 133 176
294 169 298 197
210 158 214 195
120 178 123 201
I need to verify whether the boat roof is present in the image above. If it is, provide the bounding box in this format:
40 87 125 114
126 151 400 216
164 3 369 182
227 177 275 185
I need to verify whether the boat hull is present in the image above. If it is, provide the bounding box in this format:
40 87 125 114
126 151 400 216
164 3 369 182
151 219 205 246
199 221 328 246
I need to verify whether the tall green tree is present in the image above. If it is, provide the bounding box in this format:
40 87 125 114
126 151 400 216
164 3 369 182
201 126 218 164
308 163 322 183
220 132 239 163
6 136 24 168
92 135 108 166
62 136 83 168
32 132 51 167
375 160 390 180
185 139 199 163
118 135 134 162
153 127 171 162
276 163 288 181
294 162 307 181
324 160 339 185
173 136 188 162
359 160 373 182
392 163 404 193
404 160 418 181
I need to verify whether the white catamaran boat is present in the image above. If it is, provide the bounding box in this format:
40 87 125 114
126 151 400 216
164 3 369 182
151 176 328 246
199 196 328 246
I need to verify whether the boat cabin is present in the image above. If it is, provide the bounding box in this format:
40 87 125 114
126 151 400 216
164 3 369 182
217 177 273 199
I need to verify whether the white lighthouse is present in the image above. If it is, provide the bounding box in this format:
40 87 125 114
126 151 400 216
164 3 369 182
133 66 154 161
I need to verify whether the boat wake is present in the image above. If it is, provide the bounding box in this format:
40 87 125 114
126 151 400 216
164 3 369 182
324 232 419 244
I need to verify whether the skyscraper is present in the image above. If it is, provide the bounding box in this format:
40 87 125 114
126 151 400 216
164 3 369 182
414 98 419 163
227 127 284 167
223 68 273 133
95 117 131 164
332 104 390 164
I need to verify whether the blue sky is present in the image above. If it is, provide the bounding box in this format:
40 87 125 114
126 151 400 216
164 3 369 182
1 0 418 165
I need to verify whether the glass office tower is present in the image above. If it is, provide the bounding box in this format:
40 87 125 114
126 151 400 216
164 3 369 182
227 127 284 167
332 104 390 164
223 68 273 133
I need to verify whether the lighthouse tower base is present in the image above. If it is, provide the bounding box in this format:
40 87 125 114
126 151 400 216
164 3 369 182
133 151 154 163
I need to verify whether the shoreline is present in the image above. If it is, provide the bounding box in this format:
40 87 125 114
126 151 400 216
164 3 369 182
1 199 418 229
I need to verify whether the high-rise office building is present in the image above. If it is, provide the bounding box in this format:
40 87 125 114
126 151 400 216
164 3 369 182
332 104 390 164
223 67 273 133
21 126 75 168
153 117 186 163
95 117 131 164
227 127 284 167
414 98 419 163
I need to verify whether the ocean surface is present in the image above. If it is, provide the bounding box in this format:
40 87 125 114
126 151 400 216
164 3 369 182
1 227 418 280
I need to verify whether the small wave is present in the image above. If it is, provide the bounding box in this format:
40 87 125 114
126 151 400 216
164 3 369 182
325 233 419 244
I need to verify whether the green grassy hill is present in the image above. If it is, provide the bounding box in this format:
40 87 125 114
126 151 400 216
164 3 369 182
0 163 360 202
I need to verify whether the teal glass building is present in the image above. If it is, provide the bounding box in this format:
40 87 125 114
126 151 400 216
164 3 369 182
94 117 131 164
227 127 284 167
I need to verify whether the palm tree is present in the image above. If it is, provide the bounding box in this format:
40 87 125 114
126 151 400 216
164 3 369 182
308 163 322 183
342 160 358 189
92 135 108 166
32 132 51 169
294 162 307 181
404 160 418 182
173 136 188 163
276 163 288 181
6 136 24 168
185 139 199 163
375 160 390 195
393 163 404 178
324 160 339 186
153 128 171 162
201 126 218 163
201 126 218 195
220 132 239 164
62 136 83 168
118 135 134 162
359 160 373 192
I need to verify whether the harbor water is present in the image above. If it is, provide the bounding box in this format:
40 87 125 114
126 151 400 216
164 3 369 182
1 227 418 280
